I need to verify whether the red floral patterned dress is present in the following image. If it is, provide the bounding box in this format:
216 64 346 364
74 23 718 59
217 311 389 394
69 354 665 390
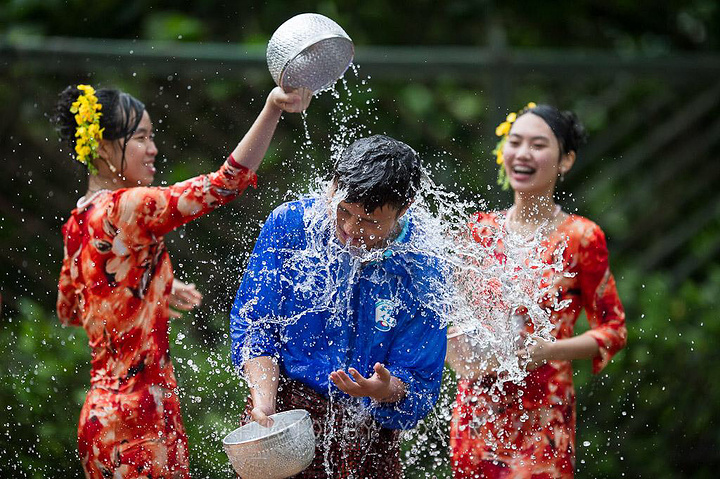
57 157 256 478
450 212 627 479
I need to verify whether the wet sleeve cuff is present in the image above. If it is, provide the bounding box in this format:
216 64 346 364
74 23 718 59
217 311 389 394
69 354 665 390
586 329 618 374
227 154 258 188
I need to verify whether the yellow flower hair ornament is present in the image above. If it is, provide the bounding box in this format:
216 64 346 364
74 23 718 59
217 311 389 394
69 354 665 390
493 102 536 190
70 84 104 174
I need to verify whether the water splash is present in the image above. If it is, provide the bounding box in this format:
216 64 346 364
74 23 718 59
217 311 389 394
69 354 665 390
231 64 565 477
448 217 571 387
326 63 378 164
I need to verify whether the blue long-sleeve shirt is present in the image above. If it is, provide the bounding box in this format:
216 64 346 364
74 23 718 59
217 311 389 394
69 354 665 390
230 198 447 430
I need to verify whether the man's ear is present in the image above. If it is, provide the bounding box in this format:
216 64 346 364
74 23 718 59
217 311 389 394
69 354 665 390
327 178 338 199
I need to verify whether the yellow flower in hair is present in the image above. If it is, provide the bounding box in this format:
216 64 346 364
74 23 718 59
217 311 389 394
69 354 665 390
78 84 96 96
495 121 512 137
493 136 507 165
492 101 537 190
87 123 103 139
70 84 103 174
76 144 91 158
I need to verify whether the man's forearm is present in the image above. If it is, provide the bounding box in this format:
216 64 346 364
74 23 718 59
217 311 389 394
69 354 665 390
244 355 280 408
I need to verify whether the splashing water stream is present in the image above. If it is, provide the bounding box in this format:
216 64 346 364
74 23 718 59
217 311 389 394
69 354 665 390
230 65 567 477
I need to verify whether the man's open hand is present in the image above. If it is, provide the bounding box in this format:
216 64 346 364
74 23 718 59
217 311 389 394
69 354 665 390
330 363 405 402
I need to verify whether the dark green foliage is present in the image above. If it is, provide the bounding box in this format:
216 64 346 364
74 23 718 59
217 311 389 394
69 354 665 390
1 0 717 50
0 298 88 478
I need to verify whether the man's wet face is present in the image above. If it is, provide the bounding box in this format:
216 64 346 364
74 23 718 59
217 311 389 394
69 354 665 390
335 201 404 250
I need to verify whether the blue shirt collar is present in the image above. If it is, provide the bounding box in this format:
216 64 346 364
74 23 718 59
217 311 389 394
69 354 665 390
381 218 410 259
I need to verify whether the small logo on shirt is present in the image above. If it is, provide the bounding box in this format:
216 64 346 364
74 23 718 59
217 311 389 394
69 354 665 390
375 299 397 332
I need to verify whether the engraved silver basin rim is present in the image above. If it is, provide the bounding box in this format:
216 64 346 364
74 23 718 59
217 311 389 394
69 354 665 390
222 409 316 479
266 13 354 93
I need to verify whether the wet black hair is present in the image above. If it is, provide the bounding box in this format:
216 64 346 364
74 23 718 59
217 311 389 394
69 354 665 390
522 104 588 156
333 135 422 214
52 85 145 173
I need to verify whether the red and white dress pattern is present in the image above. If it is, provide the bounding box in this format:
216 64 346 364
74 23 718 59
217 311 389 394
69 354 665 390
57 157 256 478
450 212 627 479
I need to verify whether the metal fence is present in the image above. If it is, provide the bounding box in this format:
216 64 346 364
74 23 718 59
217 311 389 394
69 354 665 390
1 35 719 308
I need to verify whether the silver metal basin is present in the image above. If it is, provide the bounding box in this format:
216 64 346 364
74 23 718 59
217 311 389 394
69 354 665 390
222 409 316 479
266 13 354 93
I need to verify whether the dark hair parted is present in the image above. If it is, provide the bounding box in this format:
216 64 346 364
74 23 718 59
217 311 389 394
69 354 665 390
52 85 145 172
522 104 588 155
333 135 422 213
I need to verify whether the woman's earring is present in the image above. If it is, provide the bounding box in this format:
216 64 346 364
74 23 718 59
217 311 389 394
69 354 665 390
559 170 565 182
100 156 118 173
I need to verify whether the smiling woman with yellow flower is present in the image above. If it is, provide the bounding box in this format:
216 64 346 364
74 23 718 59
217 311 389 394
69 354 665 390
447 104 627 478
52 83 312 478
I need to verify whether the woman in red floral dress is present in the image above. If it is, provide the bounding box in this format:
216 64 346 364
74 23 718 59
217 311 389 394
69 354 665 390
447 104 627 478
53 84 311 478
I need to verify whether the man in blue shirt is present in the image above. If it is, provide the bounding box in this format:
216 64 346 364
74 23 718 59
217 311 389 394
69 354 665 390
230 135 447 477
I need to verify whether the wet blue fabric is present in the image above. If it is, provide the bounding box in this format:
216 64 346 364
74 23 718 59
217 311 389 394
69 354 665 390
230 198 447 429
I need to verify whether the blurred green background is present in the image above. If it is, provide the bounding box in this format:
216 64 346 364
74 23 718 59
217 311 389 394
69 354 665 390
1 1 719 477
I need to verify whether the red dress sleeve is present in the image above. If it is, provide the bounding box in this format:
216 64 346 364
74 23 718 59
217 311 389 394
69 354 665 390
57 219 83 326
107 156 257 241
578 223 627 373
56 156 256 325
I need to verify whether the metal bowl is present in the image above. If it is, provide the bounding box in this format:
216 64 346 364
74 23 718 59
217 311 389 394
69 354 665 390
222 409 316 479
267 13 354 93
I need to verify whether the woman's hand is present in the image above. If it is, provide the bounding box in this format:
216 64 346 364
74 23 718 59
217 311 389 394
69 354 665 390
169 279 203 319
330 363 406 403
518 337 553 370
268 87 312 113
446 326 500 379
447 327 480 380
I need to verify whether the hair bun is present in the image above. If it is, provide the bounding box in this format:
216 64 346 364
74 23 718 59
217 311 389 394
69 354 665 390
52 85 82 147
563 110 588 153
